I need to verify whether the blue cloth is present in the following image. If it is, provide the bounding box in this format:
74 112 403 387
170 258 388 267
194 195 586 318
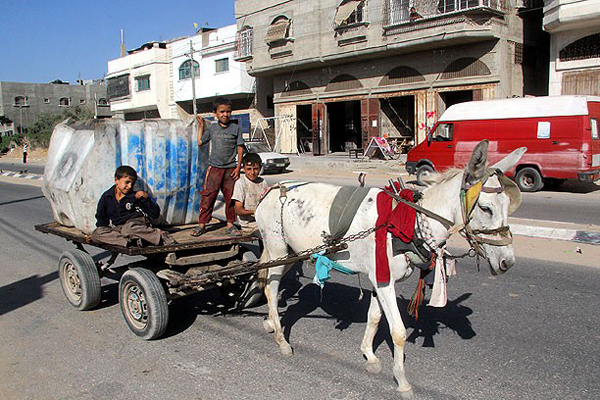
312 253 356 288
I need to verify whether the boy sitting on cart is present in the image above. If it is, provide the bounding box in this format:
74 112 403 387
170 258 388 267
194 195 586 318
91 165 176 247
232 152 269 236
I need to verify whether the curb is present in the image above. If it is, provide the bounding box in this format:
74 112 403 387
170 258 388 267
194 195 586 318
511 223 600 246
0 171 44 181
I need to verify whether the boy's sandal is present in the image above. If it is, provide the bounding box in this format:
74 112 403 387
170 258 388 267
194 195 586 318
225 226 242 236
190 226 206 237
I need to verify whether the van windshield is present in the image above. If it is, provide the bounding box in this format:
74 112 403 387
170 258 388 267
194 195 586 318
432 123 453 142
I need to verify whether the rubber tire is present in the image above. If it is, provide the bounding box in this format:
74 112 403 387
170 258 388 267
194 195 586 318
58 249 101 311
515 167 544 192
218 251 264 309
416 164 434 184
119 268 169 340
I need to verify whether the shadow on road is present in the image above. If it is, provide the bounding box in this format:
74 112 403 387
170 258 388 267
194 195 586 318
0 271 58 316
544 181 600 194
0 195 45 207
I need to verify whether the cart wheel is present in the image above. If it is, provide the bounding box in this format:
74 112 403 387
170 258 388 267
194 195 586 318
219 250 264 309
119 268 169 340
58 250 101 311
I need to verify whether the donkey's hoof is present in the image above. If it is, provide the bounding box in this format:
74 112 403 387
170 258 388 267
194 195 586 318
398 386 413 400
365 360 382 374
280 344 294 357
263 319 275 333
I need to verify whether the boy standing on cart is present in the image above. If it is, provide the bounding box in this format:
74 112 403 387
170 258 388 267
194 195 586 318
191 97 245 237
92 165 176 247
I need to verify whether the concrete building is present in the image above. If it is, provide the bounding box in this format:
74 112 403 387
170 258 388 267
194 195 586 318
171 25 259 131
0 80 108 137
107 25 261 131
544 0 600 95
107 42 177 120
235 0 549 154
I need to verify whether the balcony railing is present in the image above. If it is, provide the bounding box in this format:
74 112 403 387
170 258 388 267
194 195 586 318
385 0 506 26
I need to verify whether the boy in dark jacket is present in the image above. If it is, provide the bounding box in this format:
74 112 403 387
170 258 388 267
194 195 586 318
92 165 176 247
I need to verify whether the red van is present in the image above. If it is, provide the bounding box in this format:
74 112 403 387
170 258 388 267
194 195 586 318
405 96 600 191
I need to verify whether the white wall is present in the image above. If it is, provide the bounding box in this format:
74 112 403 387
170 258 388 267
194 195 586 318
171 25 255 103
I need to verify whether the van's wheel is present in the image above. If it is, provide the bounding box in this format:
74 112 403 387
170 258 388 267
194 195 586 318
58 250 101 311
516 167 544 192
219 250 264 309
544 178 565 190
119 268 168 340
416 164 434 184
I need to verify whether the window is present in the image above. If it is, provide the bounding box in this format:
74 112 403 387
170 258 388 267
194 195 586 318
59 97 71 107
135 75 151 91
334 0 365 27
432 123 453 141
44 98 50 104
215 58 229 73
98 98 108 105
559 33 600 62
13 96 28 107
107 74 130 99
386 0 410 25
79 99 86 105
265 16 291 45
236 27 253 59
591 118 599 140
179 60 200 80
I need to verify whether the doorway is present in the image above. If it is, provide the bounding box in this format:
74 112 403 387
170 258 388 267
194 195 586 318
296 105 312 153
380 96 415 143
327 101 362 153
438 90 474 116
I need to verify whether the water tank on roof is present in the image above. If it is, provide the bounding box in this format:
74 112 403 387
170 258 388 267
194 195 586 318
42 118 207 234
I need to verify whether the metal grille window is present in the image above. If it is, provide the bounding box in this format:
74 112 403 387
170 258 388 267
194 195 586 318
215 58 229 73
386 0 410 25
437 0 496 13
441 58 491 79
559 34 600 62
107 74 130 100
135 75 150 92
236 27 253 59
179 60 200 80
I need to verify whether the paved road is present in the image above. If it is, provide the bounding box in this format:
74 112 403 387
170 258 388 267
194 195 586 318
0 161 45 175
1 181 600 399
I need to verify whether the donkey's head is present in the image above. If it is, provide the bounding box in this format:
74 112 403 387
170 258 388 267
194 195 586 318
463 140 526 275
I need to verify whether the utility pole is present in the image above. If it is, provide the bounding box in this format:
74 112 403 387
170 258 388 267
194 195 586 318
188 40 198 122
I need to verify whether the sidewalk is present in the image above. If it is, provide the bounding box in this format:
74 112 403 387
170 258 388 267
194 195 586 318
288 152 408 176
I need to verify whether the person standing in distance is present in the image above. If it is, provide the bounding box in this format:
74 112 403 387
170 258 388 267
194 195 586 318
22 141 28 164
191 97 245 237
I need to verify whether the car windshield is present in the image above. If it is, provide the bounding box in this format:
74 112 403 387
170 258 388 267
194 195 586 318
245 142 271 153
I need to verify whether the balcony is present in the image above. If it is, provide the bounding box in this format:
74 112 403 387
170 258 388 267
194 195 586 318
383 0 507 52
235 28 253 61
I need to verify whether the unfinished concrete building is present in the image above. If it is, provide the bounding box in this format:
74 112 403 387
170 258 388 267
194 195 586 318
234 0 548 154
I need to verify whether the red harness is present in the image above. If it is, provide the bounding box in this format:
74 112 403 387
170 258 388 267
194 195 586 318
375 187 417 283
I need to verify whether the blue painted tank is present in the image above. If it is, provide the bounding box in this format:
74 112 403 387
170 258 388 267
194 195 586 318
43 118 207 234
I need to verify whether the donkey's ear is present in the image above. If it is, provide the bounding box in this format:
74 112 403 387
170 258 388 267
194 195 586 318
466 140 489 182
491 147 527 173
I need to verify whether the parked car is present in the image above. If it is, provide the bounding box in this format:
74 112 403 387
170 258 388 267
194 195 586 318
244 140 290 174
406 95 600 191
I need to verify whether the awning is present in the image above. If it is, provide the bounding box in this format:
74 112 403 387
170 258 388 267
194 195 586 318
265 19 290 45
334 0 362 26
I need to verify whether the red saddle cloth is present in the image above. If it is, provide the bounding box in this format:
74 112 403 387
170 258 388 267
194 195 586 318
375 187 417 283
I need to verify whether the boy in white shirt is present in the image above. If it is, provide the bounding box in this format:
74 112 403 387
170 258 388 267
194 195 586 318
232 152 269 234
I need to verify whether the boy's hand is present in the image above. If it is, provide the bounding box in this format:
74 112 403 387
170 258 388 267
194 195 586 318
135 191 148 199
230 167 241 180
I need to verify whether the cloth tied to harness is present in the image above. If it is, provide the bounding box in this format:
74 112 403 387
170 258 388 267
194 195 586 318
312 253 357 288
375 187 417 284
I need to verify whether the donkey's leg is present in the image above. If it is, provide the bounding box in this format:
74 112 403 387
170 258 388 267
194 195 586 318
374 284 413 396
360 292 383 374
264 264 294 356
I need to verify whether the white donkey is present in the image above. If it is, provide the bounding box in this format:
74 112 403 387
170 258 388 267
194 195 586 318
255 140 526 397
